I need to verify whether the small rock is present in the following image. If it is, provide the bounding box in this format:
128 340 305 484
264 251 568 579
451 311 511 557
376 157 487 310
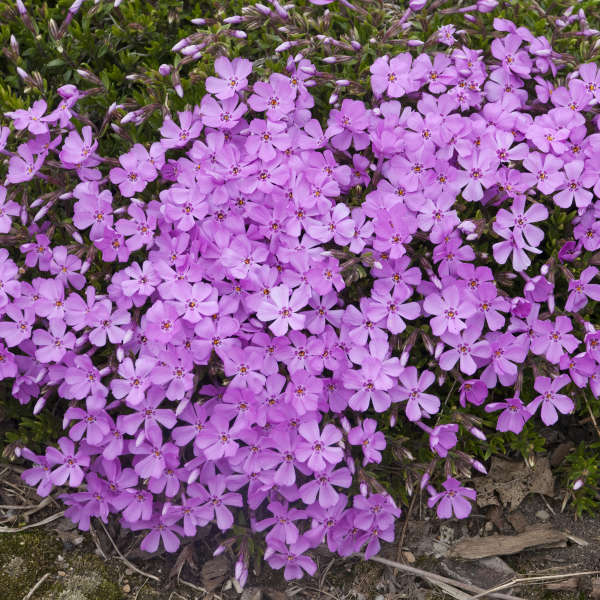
123 583 131 593
535 509 550 522
484 521 494 532
402 551 416 563
375 595 385 600
72 535 85 546
57 554 64 561
58 570 67 577
125 568 134 575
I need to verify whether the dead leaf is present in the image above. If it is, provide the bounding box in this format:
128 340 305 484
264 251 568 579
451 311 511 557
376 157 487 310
473 456 554 509
506 510 529 533
200 554 229 592
169 544 198 581
450 524 567 559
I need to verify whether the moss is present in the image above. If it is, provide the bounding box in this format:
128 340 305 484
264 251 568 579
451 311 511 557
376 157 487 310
0 530 61 600
0 528 123 600
40 553 123 600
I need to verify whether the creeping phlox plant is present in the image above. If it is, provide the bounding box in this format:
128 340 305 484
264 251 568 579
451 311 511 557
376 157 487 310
3 5 600 583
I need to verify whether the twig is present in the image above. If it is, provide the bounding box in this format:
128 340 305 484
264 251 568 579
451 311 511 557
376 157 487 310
99 521 160 582
178 576 222 599
21 572 50 600
470 570 600 600
134 578 150 600
583 391 600 440
395 490 416 568
363 554 525 600
0 510 65 533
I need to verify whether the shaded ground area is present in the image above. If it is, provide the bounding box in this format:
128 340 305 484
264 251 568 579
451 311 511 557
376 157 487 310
1 463 599 600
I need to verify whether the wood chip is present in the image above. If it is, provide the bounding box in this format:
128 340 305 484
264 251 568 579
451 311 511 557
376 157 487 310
450 524 567 560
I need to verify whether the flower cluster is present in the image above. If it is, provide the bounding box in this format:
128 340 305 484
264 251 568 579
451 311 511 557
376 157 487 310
2 8 600 584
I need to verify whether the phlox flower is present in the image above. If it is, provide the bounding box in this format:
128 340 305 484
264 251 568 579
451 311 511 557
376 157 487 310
527 375 574 425
428 477 476 519
485 396 532 434
206 56 252 99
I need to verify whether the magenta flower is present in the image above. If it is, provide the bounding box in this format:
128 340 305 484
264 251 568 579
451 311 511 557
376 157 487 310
491 34 532 77
296 422 343 472
370 54 413 98
266 537 317 581
348 419 386 465
159 111 202 148
428 423 458 457
5 99 49 134
109 144 157 197
0 185 21 233
206 56 252 99
423 285 476 336
527 374 574 425
554 160 594 209
46 437 90 487
6 142 45 184
200 94 247 130
428 477 476 519
566 266 600 312
485 396 532 434
531 316 579 364
257 284 309 336
32 318 76 363
247 73 296 120
59 126 98 166
395 367 440 421
439 322 491 375
326 99 370 151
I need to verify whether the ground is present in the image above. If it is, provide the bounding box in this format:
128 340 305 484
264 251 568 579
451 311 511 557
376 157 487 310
1 462 599 600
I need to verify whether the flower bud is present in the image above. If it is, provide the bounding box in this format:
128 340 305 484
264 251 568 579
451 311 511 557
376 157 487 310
469 426 486 441
573 478 584 490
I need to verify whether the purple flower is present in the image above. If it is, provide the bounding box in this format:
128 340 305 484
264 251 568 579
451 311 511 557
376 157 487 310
325 99 370 151
423 284 476 336
296 422 343 472
531 316 579 364
247 73 296 120
109 144 157 197
46 437 90 487
266 537 317 581
5 99 49 134
439 321 490 375
428 477 476 519
566 266 600 311
485 396 532 434
395 367 440 421
527 374 574 425
257 284 309 336
348 419 386 465
206 56 252 99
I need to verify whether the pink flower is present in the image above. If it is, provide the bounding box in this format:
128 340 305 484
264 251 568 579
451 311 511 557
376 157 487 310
395 367 440 421
527 375 574 425
206 56 252 99
428 477 476 519
257 285 309 336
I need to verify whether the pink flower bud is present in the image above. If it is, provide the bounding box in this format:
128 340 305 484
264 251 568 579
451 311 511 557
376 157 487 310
407 39 424 47
469 426 486 441
158 64 171 76
420 472 430 489
573 478 584 490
